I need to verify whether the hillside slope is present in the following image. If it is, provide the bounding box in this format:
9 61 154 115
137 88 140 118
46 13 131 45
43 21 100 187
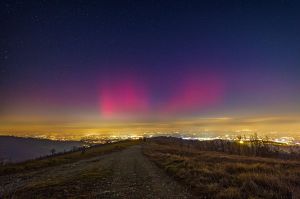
0 143 192 198
0 136 83 162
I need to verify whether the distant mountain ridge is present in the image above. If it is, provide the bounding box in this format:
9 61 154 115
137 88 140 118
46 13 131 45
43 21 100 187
0 136 84 162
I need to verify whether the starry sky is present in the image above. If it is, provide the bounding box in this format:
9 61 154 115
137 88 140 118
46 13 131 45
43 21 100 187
1 0 300 138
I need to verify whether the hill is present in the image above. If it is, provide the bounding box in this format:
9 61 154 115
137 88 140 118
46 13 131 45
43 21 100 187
0 136 83 162
0 137 299 198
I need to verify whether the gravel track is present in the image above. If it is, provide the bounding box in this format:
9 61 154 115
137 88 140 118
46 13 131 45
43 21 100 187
0 145 193 199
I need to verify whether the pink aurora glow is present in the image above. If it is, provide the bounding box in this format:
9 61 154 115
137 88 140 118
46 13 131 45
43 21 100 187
99 77 149 118
164 73 225 114
99 72 225 118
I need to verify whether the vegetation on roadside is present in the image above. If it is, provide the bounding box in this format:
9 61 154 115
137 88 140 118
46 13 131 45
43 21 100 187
6 167 112 198
150 135 300 160
143 137 300 199
0 139 140 176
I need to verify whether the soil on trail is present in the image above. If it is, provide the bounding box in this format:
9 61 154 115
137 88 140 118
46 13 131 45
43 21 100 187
0 145 193 199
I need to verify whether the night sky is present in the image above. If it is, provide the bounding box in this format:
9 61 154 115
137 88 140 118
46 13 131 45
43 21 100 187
1 0 300 138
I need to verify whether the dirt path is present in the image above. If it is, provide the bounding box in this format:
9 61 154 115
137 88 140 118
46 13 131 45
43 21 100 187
0 145 193 198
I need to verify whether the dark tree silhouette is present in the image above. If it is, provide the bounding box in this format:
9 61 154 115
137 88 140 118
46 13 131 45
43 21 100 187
50 148 56 155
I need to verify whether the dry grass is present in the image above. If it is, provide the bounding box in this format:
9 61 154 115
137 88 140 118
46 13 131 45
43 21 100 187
9 167 113 198
143 137 300 199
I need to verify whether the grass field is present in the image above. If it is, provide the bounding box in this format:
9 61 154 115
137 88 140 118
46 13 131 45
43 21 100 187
0 139 140 176
143 137 300 199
